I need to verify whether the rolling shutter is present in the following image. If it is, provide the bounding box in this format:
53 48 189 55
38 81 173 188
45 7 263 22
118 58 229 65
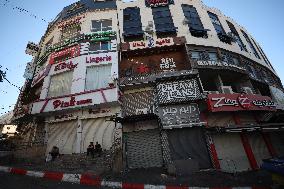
126 129 163 169
248 132 271 167
47 121 77 154
81 118 116 152
212 133 251 172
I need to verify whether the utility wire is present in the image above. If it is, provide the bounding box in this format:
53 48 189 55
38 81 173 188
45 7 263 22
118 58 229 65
0 0 48 23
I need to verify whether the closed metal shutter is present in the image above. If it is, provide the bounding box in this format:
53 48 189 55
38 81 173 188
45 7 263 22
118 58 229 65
269 132 284 157
248 132 271 167
81 118 117 152
126 129 163 169
213 133 250 172
47 121 77 154
167 128 212 169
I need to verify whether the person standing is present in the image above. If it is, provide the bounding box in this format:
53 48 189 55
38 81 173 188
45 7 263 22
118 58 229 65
87 142 95 158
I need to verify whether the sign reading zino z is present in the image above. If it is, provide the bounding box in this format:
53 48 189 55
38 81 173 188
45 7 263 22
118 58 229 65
207 94 276 112
145 0 174 7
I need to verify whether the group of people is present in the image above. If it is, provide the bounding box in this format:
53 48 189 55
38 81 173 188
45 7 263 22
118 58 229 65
87 141 102 158
46 141 102 162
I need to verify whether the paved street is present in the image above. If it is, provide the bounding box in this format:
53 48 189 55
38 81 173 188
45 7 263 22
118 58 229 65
0 172 108 189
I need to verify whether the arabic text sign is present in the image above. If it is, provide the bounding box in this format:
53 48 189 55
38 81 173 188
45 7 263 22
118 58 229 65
207 94 276 112
158 104 200 128
157 79 201 104
129 37 174 50
196 60 246 71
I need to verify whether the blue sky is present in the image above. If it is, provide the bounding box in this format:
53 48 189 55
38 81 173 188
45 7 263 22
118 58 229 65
0 0 283 116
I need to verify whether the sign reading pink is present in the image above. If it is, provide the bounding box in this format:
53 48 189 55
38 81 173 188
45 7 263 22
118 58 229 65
54 61 78 72
53 96 92 109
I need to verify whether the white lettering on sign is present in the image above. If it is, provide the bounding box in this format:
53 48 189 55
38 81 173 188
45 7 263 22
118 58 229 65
146 0 169 7
160 57 176 71
196 60 246 71
130 37 174 50
157 79 201 104
212 97 239 108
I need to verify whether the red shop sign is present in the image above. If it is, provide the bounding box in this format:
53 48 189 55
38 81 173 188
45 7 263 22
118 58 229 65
207 94 276 112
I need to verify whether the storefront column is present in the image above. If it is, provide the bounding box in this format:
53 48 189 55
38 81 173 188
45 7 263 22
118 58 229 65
75 119 82 153
240 132 258 170
262 132 277 157
207 134 220 169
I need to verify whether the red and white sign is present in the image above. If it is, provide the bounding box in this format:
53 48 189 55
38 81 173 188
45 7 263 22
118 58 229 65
31 87 118 114
207 94 276 112
49 45 80 65
129 37 174 50
146 0 170 7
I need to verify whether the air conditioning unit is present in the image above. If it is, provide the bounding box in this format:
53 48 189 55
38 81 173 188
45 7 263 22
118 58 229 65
145 25 153 33
242 87 254 94
221 86 234 94
182 18 189 25
136 108 148 115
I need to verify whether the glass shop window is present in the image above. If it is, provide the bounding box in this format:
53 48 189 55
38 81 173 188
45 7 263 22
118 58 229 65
48 71 73 98
85 64 112 91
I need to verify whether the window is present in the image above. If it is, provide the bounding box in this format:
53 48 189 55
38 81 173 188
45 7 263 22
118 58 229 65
85 64 112 91
89 41 111 52
182 5 207 38
123 7 143 38
48 71 73 98
232 57 240 65
208 12 232 44
91 19 112 32
191 51 217 61
221 52 240 65
208 12 225 35
241 30 260 59
226 21 247 51
208 52 218 61
61 25 81 40
152 6 176 36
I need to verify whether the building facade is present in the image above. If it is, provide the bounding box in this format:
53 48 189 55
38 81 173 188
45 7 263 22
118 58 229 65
13 0 284 173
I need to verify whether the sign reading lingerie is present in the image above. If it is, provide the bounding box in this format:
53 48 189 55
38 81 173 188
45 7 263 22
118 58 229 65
158 104 201 129
157 79 202 104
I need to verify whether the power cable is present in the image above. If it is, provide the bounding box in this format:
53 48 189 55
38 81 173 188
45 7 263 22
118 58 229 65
0 0 48 23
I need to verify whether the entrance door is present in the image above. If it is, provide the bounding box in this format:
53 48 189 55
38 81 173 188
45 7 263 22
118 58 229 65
126 129 163 169
167 128 212 169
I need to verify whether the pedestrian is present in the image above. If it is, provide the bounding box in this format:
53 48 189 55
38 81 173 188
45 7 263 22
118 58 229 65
94 141 102 157
87 142 95 158
50 146 59 161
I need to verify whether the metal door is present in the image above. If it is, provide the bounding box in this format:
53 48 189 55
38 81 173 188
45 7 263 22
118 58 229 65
126 129 163 169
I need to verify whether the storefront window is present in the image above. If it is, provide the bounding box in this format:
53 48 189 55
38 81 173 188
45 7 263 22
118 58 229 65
48 71 73 98
85 64 112 91
91 19 112 32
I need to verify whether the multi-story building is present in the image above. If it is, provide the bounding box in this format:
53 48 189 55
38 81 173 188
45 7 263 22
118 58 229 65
13 0 284 174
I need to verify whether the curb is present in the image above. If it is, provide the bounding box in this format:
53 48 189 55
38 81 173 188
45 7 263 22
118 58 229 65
0 166 270 189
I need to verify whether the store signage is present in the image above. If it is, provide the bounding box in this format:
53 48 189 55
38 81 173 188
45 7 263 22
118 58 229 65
207 94 276 112
57 14 85 29
157 79 201 104
49 45 80 65
85 55 112 64
25 42 39 56
53 96 92 110
129 37 174 50
158 103 200 129
32 64 52 87
54 61 78 72
160 57 176 72
196 60 246 71
145 0 174 7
